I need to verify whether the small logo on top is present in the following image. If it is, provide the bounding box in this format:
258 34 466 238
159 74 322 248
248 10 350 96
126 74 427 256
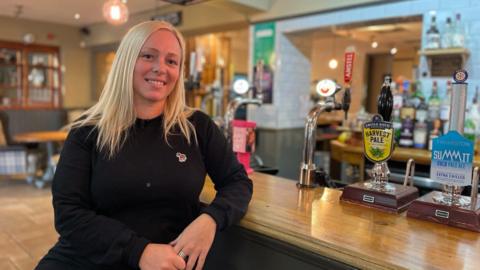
176 152 187 163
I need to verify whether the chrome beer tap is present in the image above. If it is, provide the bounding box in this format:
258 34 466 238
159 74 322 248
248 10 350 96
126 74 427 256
298 80 350 188
223 61 264 141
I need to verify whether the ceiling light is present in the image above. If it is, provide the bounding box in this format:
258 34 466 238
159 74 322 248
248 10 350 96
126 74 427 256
328 58 338 69
103 0 129 25
74 13 80 20
371 41 378 48
390 47 398 55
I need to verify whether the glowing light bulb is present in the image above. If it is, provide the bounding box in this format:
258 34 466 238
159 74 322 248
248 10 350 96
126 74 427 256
110 6 121 20
371 41 378 48
103 0 129 25
390 47 398 55
328 58 338 69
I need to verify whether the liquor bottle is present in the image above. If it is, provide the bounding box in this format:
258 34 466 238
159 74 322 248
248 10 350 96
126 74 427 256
414 98 428 149
442 17 453 48
392 81 403 110
465 87 480 150
464 112 476 144
428 119 442 151
416 98 428 124
399 116 414 148
427 81 441 121
400 80 416 122
392 109 402 142
410 81 424 109
452 13 465 48
440 80 452 133
402 79 411 106
426 14 441 49
413 120 428 149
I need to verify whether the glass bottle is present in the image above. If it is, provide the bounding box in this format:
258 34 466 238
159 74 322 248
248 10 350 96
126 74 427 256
442 17 453 49
414 120 428 149
465 87 480 151
452 13 465 48
427 81 441 122
392 81 403 110
399 116 414 148
426 14 441 49
410 81 424 109
428 119 442 151
392 109 402 143
440 80 452 134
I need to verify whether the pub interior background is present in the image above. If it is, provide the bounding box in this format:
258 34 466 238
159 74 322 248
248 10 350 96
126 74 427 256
1 0 480 269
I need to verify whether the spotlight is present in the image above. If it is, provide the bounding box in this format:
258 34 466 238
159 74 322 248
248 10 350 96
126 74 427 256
328 58 338 69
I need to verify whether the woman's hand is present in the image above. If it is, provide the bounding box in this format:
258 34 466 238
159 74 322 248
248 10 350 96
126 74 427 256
170 214 217 270
139 243 186 270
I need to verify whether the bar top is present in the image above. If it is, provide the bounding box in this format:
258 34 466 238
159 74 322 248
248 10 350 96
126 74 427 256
200 172 480 270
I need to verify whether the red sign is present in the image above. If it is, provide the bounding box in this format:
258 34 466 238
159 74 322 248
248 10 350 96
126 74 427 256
344 52 355 84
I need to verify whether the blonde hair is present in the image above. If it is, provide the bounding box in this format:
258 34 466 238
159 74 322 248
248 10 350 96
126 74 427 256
72 21 195 158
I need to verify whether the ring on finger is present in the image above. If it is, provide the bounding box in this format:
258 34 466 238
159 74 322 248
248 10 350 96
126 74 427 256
178 250 187 261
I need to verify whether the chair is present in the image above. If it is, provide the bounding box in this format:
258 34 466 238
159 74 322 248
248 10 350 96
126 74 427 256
0 111 39 181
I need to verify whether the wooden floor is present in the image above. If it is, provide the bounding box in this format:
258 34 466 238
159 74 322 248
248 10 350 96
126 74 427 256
0 178 57 270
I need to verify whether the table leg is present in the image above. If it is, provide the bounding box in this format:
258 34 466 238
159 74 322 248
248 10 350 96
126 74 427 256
34 141 56 189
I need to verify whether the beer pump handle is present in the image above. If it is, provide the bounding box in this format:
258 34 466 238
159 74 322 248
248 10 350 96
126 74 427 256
342 88 351 120
343 48 355 121
377 76 393 122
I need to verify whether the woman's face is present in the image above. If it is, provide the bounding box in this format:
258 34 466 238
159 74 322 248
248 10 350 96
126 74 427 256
133 29 181 109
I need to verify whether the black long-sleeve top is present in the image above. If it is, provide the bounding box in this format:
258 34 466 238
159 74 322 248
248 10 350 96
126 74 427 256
43 111 253 270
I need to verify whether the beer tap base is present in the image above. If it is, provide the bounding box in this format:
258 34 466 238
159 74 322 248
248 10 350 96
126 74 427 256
340 181 419 213
407 191 480 232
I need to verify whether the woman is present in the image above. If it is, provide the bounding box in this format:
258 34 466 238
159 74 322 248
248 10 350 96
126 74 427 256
35 21 253 270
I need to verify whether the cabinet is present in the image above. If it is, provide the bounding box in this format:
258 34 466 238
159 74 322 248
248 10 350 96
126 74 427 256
0 41 61 109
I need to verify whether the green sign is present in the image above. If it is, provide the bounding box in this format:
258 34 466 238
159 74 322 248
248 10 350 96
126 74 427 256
253 22 275 66
252 22 275 104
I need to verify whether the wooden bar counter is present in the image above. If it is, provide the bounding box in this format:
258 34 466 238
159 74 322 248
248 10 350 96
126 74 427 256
331 140 480 166
201 172 480 270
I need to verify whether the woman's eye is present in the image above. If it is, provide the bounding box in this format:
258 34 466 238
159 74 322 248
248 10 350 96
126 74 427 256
141 54 153 60
167 59 178 65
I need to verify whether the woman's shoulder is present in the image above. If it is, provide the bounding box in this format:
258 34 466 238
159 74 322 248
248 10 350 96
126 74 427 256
187 109 213 126
67 124 98 144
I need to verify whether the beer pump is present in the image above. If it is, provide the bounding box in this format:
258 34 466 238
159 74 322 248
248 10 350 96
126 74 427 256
223 60 264 142
340 76 419 213
408 70 480 232
297 49 354 188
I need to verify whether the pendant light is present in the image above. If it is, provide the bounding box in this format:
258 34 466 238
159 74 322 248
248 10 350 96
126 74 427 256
103 0 129 25
329 33 338 70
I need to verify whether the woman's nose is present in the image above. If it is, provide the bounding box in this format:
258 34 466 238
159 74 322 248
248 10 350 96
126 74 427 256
152 59 167 73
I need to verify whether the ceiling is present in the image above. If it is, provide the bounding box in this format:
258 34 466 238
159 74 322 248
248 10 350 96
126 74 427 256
287 16 423 53
0 0 170 26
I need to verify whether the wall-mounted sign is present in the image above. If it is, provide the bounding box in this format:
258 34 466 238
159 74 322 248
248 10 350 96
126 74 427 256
151 11 182 26
253 22 275 104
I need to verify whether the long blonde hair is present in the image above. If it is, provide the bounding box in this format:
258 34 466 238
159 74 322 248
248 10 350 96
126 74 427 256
72 21 195 158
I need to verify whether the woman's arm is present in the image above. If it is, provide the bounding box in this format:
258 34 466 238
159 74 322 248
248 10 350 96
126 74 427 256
52 127 150 268
170 112 253 269
197 113 253 230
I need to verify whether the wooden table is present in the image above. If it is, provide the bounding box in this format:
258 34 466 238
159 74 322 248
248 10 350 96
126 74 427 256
200 172 480 269
14 131 68 188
